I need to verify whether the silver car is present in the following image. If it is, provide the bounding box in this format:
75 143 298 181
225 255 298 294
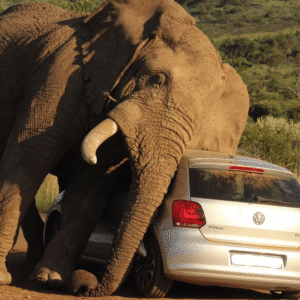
44 149 300 298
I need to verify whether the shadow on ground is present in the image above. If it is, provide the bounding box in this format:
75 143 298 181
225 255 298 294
5 249 275 299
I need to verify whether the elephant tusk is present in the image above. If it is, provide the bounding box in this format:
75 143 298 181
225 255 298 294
81 118 118 165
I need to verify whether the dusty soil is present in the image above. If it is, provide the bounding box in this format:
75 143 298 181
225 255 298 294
0 216 276 300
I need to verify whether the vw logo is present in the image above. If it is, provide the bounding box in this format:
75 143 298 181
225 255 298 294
253 212 265 225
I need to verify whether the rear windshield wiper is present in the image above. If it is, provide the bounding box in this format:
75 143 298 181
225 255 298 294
251 195 291 206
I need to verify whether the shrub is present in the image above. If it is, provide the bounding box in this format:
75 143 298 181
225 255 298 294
219 37 258 60
238 116 300 174
218 32 300 66
225 57 252 71
287 100 300 122
248 99 287 121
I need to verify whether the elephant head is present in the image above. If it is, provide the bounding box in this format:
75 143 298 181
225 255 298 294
69 0 249 296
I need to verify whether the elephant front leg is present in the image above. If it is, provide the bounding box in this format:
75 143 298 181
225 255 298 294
0 133 70 284
21 201 45 266
0 175 44 285
31 219 95 289
30 172 108 288
31 160 130 289
31 184 108 288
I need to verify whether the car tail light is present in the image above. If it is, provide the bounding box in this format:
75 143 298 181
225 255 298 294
172 200 206 228
229 166 264 174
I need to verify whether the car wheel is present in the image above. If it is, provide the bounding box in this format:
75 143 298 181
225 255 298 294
132 233 173 298
271 291 300 299
44 213 61 248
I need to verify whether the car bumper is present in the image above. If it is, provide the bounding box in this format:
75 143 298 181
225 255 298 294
155 226 300 292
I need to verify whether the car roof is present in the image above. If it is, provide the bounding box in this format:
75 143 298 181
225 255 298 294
182 149 293 175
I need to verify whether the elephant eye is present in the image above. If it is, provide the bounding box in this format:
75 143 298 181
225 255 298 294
148 73 166 89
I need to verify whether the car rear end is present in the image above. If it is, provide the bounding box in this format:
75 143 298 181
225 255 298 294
153 150 300 293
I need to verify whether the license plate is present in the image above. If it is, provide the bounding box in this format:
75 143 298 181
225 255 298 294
230 252 284 269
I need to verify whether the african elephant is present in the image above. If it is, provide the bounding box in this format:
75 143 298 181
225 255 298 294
0 0 249 296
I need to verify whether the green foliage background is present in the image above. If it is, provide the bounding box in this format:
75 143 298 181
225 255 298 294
237 116 300 173
1 0 300 210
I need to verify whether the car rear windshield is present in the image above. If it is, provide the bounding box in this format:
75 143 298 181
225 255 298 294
189 168 300 207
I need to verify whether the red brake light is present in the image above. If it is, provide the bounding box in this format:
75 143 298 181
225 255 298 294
172 200 206 228
229 166 264 174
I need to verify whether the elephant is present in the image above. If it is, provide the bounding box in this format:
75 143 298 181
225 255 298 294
0 0 249 296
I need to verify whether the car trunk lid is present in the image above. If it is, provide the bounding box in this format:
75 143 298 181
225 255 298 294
189 165 300 248
197 199 300 248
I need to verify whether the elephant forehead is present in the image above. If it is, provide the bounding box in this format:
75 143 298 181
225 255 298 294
168 59 225 106
171 51 223 83
145 35 221 67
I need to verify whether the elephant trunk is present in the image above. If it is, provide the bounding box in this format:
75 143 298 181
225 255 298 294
101 163 179 292
70 153 182 297
74 106 192 296
81 118 118 165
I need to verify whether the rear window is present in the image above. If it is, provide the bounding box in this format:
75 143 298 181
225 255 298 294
189 168 300 207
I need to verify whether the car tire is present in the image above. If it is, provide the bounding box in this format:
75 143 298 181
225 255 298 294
132 233 173 298
44 213 61 248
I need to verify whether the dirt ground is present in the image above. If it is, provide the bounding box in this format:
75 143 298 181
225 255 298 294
0 215 278 300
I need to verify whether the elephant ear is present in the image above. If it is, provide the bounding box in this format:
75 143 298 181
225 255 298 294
81 1 135 114
81 0 195 114
189 63 249 155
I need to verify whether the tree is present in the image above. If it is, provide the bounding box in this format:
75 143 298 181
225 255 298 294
284 76 300 101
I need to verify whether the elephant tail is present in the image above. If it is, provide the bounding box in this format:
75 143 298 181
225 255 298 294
67 269 99 297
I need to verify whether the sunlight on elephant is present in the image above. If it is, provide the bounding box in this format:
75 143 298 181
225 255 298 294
0 0 249 296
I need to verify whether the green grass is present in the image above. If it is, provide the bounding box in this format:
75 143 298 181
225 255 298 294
188 0 300 38
35 175 59 212
211 27 300 49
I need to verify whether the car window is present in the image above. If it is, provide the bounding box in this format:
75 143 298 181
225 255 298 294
189 168 300 207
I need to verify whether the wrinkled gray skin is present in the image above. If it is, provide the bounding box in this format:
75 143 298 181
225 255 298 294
0 0 249 296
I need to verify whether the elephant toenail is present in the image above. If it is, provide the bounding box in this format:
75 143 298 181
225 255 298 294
36 273 48 282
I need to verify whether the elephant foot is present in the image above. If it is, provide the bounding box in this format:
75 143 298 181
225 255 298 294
31 267 64 289
31 261 75 289
30 224 80 289
0 269 12 285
